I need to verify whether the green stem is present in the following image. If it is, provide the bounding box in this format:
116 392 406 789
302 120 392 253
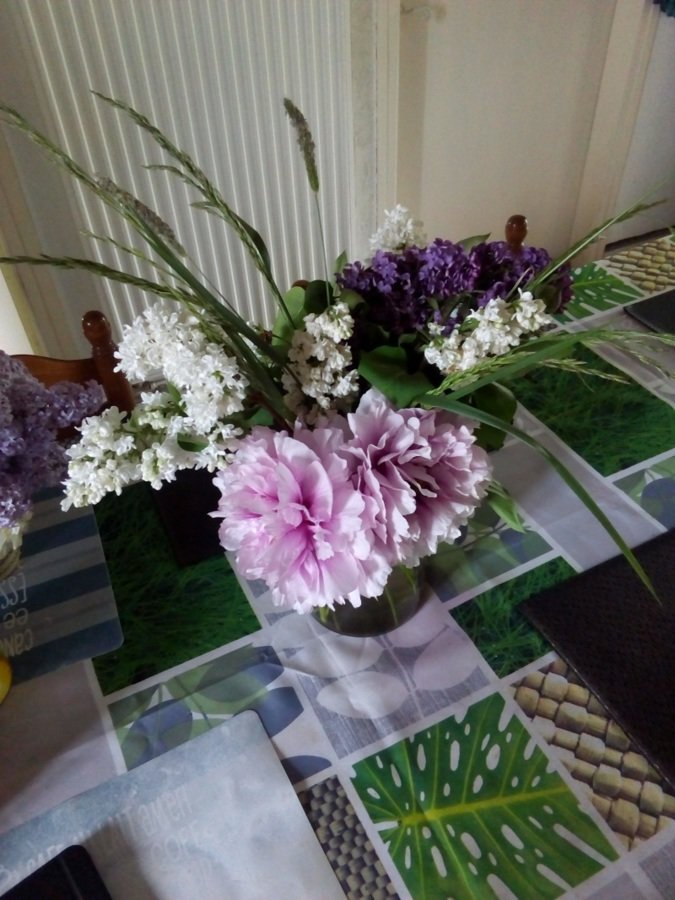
313 193 332 309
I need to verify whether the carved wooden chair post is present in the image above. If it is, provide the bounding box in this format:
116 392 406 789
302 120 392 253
13 310 136 414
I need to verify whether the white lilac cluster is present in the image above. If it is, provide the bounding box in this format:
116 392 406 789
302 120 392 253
369 204 427 253
282 300 360 420
116 305 248 430
61 305 247 509
424 291 553 375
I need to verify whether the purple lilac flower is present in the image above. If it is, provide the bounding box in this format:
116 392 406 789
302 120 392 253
468 241 551 305
338 241 478 340
0 351 105 528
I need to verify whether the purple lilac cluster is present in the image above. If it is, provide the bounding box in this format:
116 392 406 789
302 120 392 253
0 352 104 528
470 241 572 310
337 239 571 343
338 240 478 338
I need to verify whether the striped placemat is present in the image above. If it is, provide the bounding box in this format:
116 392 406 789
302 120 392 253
0 488 123 684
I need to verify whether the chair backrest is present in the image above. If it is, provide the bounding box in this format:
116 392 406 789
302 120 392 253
13 310 136 414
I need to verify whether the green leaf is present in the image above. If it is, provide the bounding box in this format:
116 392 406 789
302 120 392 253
358 346 435 407
333 250 348 276
165 382 182 405
470 382 517 451
229 208 273 276
272 285 307 347
486 481 526 532
422 391 660 601
339 287 365 311
303 279 333 315
352 693 616 899
176 434 209 452
246 407 274 427
458 232 490 251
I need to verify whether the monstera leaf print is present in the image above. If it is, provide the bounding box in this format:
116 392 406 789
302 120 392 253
558 263 642 321
352 693 616 898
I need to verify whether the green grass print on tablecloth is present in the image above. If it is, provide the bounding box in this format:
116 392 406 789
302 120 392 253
425 501 571 676
512 345 675 476
452 557 575 677
351 692 617 899
94 482 259 695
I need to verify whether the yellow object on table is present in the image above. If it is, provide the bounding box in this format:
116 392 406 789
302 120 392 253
0 654 12 704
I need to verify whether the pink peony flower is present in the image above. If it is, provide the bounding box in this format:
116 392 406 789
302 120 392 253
212 391 491 613
394 406 492 565
343 391 418 564
211 424 384 613
345 389 492 567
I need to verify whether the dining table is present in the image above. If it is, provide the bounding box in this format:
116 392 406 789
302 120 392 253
1 235 674 899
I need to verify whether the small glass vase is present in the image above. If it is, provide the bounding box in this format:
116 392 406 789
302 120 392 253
312 564 427 637
0 513 31 581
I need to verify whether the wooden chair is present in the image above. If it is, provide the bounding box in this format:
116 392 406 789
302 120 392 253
13 309 136 414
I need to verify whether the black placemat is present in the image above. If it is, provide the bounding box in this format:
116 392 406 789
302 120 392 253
521 529 675 790
625 288 675 334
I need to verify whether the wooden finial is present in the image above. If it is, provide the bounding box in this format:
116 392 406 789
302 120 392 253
505 215 528 255
82 310 136 413
82 309 116 353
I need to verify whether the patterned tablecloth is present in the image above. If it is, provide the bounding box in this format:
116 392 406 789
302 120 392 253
1 237 675 898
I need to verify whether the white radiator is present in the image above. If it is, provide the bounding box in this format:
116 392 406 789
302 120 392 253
0 0 359 352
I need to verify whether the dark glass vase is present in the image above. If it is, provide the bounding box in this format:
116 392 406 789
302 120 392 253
312 564 427 636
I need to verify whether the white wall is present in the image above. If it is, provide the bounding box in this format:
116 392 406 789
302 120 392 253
0 267 32 354
397 1 659 256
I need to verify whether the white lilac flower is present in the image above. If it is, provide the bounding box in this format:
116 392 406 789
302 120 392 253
424 328 463 373
512 290 553 331
116 304 248 426
369 204 427 254
115 305 185 380
282 301 359 419
424 293 553 377
61 387 242 509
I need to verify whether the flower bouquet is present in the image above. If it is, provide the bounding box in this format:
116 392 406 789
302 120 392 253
0 94 672 619
0 352 104 576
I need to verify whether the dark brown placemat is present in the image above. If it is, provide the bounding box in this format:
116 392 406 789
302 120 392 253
625 288 675 334
152 468 223 566
521 529 675 790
